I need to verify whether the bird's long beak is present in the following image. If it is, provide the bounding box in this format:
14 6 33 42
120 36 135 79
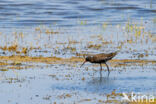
80 61 86 68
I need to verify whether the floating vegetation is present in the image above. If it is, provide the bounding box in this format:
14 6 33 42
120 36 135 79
45 29 59 34
43 95 51 100
87 44 102 49
78 20 87 25
102 22 108 30
68 40 80 44
35 27 41 32
124 20 149 44
153 18 156 24
0 62 9 66
4 78 26 83
0 45 28 55
0 45 18 52
35 26 59 34
58 93 72 99
0 69 8 71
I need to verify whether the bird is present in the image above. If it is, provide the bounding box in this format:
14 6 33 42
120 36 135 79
80 52 117 73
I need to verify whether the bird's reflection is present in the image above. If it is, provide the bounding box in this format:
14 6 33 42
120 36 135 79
100 69 110 78
88 76 114 86
87 72 115 93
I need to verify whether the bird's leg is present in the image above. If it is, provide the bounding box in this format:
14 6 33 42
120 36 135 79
100 63 102 77
104 62 110 73
100 63 102 71
100 71 102 78
107 71 110 77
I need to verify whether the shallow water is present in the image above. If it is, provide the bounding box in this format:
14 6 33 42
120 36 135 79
0 62 155 103
0 0 156 103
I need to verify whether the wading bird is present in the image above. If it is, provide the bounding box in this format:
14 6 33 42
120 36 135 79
80 52 117 74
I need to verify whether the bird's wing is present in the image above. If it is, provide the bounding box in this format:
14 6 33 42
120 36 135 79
93 52 117 62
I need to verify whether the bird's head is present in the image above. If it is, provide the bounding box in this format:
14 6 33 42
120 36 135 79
80 55 92 68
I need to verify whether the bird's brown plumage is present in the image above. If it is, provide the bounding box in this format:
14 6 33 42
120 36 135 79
86 52 117 63
80 52 118 74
